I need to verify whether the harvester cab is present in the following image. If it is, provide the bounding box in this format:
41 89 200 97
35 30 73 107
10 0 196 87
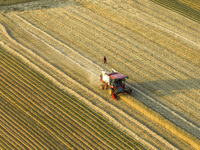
100 69 132 100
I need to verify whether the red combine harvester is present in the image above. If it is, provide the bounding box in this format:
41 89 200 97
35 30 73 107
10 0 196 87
100 69 132 100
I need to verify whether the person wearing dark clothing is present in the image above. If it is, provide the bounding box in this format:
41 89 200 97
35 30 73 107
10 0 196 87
104 56 106 64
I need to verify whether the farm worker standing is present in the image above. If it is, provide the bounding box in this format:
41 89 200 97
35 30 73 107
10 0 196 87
104 56 107 64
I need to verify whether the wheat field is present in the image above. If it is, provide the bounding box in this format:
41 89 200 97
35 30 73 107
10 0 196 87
0 0 200 149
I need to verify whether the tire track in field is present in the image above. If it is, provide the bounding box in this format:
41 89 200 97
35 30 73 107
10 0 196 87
70 0 200 124
43 7 198 129
66 5 200 80
0 22 158 149
2 52 142 150
0 13 193 150
19 7 200 107
54 6 200 106
111 0 200 45
2 9 199 148
1 10 194 150
1 49 146 149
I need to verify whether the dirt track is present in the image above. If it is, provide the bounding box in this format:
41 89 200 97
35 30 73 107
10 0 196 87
0 0 200 149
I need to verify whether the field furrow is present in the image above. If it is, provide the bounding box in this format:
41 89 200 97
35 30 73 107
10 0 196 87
0 19 164 149
0 121 28 149
0 99 55 149
0 110 40 149
13 6 200 133
1 67 104 150
0 49 146 149
1 0 200 149
1 51 143 150
0 13 195 150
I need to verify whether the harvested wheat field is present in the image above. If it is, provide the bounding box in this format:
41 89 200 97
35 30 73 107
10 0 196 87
0 0 200 149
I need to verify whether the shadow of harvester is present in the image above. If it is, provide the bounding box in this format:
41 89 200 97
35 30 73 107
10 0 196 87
137 78 200 97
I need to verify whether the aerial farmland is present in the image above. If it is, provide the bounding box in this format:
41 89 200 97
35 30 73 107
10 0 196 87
0 0 200 149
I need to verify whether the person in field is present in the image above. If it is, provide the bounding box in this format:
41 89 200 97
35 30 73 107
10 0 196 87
104 56 106 64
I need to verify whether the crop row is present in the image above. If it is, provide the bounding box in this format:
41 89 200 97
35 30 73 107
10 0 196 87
18 6 200 126
150 0 200 23
0 50 145 149
7 7 199 148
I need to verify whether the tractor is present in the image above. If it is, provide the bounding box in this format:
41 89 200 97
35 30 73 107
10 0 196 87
100 69 132 100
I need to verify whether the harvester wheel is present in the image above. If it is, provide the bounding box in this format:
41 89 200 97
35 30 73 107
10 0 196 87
108 88 113 95
129 89 132 94
100 85 104 90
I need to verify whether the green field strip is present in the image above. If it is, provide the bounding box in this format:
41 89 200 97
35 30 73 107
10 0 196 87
179 0 200 11
1 57 114 149
0 82 81 150
0 50 146 149
0 76 90 150
0 98 48 149
0 112 32 149
0 123 27 149
150 0 200 23
0 68 80 149
0 133 16 150
0 126 23 149
0 50 143 149
0 0 35 6
0 100 52 149
0 111 39 149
